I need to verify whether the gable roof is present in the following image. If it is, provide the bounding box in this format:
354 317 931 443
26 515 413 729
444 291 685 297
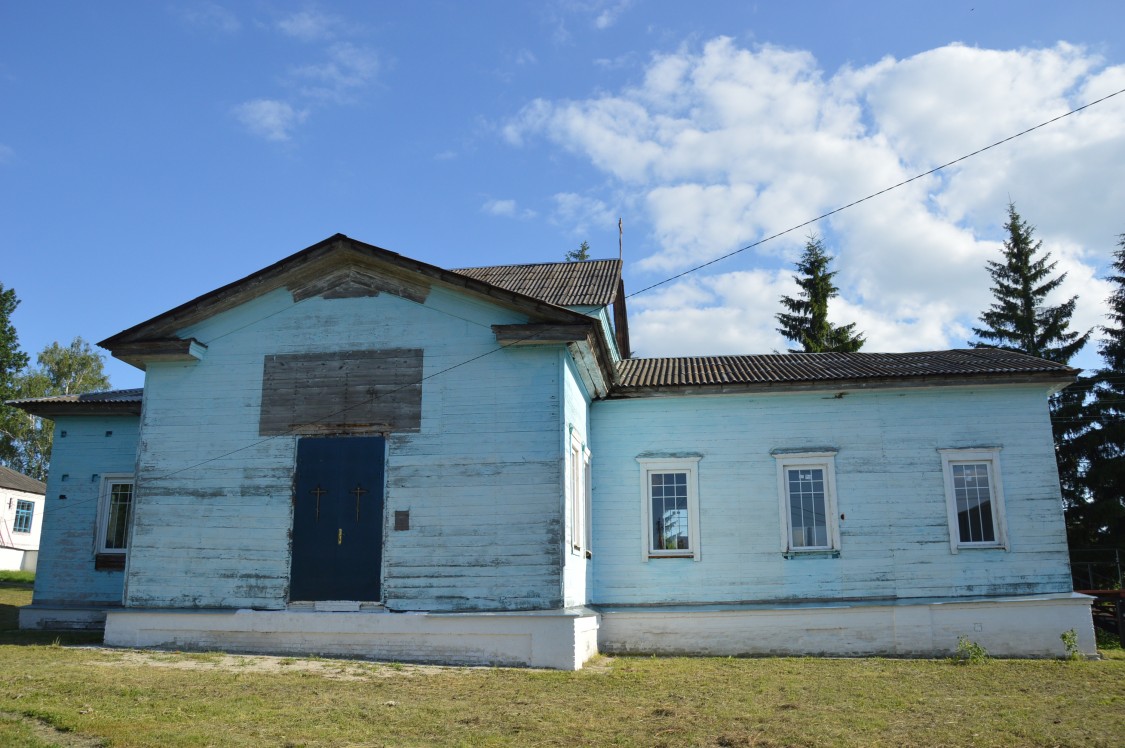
7 388 144 418
615 349 1077 394
0 465 46 495
453 259 622 307
98 234 614 360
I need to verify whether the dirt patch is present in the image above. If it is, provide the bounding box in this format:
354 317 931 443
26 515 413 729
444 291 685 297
0 710 106 747
86 647 471 680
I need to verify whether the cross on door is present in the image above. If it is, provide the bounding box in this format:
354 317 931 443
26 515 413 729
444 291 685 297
310 485 327 520
352 484 368 520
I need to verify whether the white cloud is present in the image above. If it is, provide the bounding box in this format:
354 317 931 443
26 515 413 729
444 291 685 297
275 8 345 42
593 0 632 30
290 42 379 104
484 199 518 217
552 192 616 236
505 37 1125 362
483 199 536 220
232 99 307 141
172 2 240 34
0 144 13 164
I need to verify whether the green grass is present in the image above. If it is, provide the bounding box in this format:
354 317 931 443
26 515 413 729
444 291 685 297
0 570 35 586
0 582 1121 746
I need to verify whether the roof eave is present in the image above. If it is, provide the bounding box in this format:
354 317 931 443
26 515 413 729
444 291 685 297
606 370 1077 399
7 400 143 418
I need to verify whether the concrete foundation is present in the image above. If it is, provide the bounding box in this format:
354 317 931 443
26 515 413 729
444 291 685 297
597 593 1096 658
19 604 115 630
104 606 601 670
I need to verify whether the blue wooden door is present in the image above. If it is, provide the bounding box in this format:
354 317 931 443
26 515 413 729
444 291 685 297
289 436 385 601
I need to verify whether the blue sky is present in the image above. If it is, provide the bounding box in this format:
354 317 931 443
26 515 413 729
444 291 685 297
2 1 1123 390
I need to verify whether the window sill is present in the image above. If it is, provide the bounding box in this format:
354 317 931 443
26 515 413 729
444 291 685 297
783 550 840 560
954 543 1007 552
648 553 696 560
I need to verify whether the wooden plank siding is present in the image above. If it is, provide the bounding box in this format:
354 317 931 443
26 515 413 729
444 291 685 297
31 415 140 607
589 384 1073 605
125 283 570 612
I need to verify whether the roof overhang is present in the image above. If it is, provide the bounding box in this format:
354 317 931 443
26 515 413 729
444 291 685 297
606 370 1078 399
492 323 619 398
7 390 144 419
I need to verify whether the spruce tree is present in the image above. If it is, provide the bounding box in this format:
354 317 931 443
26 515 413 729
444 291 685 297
565 240 591 262
971 204 1092 545
971 203 1090 362
1072 233 1125 549
776 235 865 353
0 284 30 470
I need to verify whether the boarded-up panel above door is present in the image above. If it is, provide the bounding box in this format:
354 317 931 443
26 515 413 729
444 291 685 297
259 349 422 436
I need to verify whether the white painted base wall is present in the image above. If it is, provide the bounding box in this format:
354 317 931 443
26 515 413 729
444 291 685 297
20 604 113 630
0 547 36 572
104 607 600 670
597 593 1097 658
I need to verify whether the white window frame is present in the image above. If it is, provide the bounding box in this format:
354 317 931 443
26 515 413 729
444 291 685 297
773 451 840 555
939 448 1008 553
637 456 701 561
568 430 592 556
96 474 135 555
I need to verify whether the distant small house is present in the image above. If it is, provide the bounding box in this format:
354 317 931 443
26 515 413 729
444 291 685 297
10 234 1096 667
0 465 46 572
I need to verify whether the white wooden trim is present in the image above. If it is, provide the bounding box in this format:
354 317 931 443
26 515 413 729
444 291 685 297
772 452 840 554
568 430 589 555
939 448 1008 554
636 457 701 562
96 473 135 555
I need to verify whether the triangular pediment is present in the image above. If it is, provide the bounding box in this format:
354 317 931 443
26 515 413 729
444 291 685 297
98 235 617 391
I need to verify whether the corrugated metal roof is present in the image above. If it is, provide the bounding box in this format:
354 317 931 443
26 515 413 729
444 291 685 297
453 259 621 307
617 349 1076 388
8 388 144 406
0 465 45 495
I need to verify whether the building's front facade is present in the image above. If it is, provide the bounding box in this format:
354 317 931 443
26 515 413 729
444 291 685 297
13 235 1095 668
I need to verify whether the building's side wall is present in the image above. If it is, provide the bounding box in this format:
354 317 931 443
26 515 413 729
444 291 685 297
30 414 139 605
127 283 565 612
561 352 592 607
590 385 1072 604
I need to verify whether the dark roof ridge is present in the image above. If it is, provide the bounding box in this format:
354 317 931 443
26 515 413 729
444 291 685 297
453 258 620 270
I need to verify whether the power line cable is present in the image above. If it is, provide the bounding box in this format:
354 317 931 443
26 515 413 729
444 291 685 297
37 85 1125 510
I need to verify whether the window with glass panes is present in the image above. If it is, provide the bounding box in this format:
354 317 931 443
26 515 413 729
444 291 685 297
786 467 828 548
650 471 689 551
773 451 840 554
638 457 700 560
951 462 995 543
99 478 134 553
13 500 33 534
940 449 1007 552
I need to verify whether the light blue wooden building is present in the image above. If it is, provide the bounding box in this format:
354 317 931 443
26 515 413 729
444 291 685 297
13 235 1095 667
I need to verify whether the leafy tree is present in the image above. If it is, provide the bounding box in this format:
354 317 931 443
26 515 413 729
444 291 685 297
565 240 591 262
0 337 110 481
971 203 1090 362
776 235 865 353
1070 233 1125 550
